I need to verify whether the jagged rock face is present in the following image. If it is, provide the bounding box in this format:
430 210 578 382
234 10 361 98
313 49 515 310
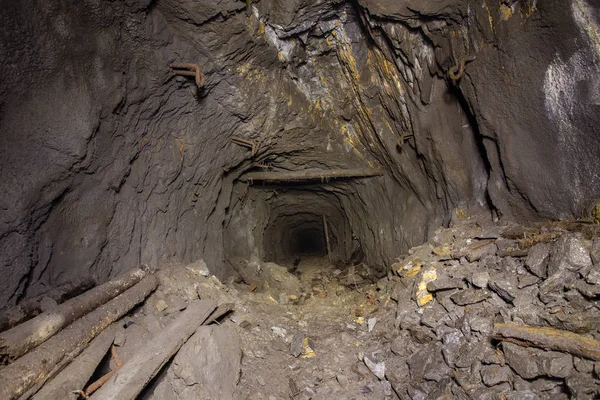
0 0 598 305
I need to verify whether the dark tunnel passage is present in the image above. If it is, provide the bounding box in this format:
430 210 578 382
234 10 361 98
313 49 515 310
224 183 363 269
288 226 326 257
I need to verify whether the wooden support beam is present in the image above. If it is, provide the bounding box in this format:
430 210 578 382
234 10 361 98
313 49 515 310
0 268 148 364
239 168 383 184
323 215 332 263
0 275 158 400
492 322 600 361
0 276 96 333
90 299 217 400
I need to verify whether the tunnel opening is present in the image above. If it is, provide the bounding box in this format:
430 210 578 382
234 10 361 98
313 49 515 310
287 224 327 258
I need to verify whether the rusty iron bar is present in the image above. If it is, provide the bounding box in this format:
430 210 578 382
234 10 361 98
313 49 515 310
170 62 206 89
448 55 476 81
396 132 414 149
73 345 125 398
231 136 258 157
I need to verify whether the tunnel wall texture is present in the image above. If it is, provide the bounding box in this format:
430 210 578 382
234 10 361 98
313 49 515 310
0 0 599 305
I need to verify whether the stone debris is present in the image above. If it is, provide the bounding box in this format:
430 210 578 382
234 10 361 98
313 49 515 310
48 219 593 400
363 356 386 380
380 220 600 399
368 317 377 332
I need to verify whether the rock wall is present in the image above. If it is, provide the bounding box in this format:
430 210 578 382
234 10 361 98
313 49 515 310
1 0 598 306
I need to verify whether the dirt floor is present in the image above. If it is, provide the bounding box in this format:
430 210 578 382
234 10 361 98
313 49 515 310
233 257 396 400
121 217 600 400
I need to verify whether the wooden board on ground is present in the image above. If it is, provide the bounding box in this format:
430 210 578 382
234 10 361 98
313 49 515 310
31 323 121 400
0 275 158 400
90 299 217 400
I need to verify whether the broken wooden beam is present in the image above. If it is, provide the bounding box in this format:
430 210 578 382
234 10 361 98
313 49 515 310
0 276 96 333
239 168 383 184
31 324 121 400
492 322 600 361
90 299 217 400
0 268 147 364
0 275 158 400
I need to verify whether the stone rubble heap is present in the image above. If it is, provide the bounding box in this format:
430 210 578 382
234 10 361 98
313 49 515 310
377 219 600 399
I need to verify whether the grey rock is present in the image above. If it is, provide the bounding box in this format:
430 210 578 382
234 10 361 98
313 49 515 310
539 269 577 303
364 356 386 380
573 357 595 373
488 275 517 303
465 242 497 263
539 351 573 378
513 375 562 392
503 342 573 379
586 266 600 285
453 364 483 393
408 325 436 344
441 330 464 368
469 316 493 335
550 311 600 333
525 243 551 278
454 341 486 369
503 342 541 379
548 235 592 276
290 332 307 358
407 344 441 381
470 271 490 288
574 280 600 298
591 239 600 265
390 332 414 357
426 277 464 292
565 372 600 398
397 308 422 330
170 325 241 400
518 274 540 289
421 304 450 328
480 365 511 386
481 345 505 366
470 383 512 399
39 296 59 312
502 391 542 400
390 279 413 302
450 289 492 306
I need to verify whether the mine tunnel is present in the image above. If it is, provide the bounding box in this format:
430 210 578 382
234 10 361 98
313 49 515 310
1 0 600 399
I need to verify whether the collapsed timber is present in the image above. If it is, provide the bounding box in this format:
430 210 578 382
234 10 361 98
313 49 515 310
0 266 232 400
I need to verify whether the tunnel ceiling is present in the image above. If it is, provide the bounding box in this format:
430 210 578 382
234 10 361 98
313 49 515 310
1 0 599 306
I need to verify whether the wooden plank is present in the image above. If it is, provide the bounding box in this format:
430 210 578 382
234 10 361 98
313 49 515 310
32 323 121 400
239 168 383 183
0 275 158 400
492 322 600 361
90 299 217 400
0 268 147 364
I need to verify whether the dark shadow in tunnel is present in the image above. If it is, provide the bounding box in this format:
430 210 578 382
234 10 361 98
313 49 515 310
289 227 327 257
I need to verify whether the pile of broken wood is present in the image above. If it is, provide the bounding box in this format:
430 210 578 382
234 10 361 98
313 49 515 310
0 268 231 400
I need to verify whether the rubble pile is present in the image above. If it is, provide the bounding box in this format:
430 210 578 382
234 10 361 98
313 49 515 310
378 218 600 399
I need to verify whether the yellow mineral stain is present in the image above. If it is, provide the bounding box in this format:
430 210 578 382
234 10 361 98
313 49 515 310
482 1 494 33
416 267 437 306
500 4 513 21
